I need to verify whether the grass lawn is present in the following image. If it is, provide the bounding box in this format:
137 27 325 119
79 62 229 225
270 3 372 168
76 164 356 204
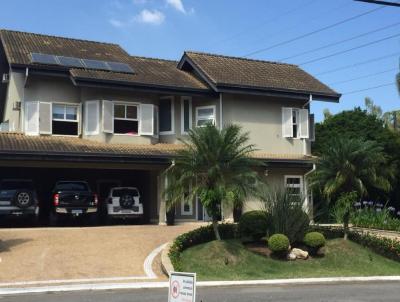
179 239 400 281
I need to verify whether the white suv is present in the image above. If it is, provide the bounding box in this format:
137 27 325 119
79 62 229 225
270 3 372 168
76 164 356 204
106 187 143 220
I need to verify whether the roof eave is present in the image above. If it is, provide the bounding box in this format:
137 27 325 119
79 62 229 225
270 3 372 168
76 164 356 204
216 84 341 102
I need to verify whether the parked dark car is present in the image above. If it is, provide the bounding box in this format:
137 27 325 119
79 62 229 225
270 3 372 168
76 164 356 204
0 179 39 219
51 181 98 221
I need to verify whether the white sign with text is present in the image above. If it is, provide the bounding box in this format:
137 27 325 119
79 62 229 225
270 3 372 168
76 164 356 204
168 272 196 302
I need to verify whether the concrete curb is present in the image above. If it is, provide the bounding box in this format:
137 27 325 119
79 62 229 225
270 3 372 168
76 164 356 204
160 241 174 276
1 276 400 296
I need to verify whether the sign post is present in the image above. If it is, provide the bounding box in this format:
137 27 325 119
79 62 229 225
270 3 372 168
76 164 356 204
168 272 196 302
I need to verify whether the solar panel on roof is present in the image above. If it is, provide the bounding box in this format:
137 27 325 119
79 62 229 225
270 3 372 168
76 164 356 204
31 53 59 65
57 56 84 68
107 62 134 74
82 59 110 71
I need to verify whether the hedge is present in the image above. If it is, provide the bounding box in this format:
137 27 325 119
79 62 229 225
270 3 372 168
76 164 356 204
169 223 238 270
309 225 400 262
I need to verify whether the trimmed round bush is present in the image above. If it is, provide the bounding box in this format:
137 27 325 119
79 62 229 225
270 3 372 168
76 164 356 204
268 234 290 253
304 232 326 248
238 210 269 241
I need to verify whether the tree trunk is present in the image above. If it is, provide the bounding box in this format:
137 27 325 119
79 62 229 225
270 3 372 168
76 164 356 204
212 219 221 241
343 210 350 240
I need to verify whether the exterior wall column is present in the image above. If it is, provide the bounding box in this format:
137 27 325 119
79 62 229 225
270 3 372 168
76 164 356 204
157 172 167 225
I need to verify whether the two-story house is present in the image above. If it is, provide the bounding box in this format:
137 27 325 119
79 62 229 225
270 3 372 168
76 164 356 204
0 30 340 223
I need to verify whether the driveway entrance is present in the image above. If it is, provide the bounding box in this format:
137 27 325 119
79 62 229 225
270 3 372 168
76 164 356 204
0 224 200 284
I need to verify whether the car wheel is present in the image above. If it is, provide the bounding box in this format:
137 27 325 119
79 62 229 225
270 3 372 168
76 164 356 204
13 191 33 208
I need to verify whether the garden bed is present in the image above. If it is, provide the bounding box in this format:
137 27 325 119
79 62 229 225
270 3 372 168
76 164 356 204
178 238 400 281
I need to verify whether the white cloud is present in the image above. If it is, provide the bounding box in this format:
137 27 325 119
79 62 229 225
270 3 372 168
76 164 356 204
109 18 125 28
166 0 186 14
135 9 165 25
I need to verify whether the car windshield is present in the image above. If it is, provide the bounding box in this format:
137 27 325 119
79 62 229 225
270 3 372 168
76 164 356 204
0 180 34 190
55 182 89 191
112 188 139 197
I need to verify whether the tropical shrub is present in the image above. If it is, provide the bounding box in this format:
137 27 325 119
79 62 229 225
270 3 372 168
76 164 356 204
352 207 400 232
260 187 310 243
304 232 326 248
268 234 290 256
164 124 260 240
238 210 269 241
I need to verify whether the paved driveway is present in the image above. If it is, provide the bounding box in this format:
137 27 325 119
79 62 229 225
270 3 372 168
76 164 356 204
0 224 201 284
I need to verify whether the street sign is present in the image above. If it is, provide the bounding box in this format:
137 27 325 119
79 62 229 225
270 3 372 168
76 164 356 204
168 272 196 302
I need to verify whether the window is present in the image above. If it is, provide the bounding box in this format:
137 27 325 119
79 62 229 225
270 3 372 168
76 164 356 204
284 175 303 198
113 103 139 135
181 184 193 215
282 107 309 139
196 105 216 127
181 97 192 134
52 104 79 135
159 97 174 134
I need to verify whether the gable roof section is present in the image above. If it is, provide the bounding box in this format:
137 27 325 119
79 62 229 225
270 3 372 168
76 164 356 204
0 30 210 92
178 51 340 101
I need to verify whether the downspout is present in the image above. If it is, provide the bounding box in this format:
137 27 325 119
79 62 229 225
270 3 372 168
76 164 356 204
219 93 223 130
304 163 316 222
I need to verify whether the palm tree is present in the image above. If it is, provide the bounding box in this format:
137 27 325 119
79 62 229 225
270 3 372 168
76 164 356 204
164 123 260 240
311 137 392 239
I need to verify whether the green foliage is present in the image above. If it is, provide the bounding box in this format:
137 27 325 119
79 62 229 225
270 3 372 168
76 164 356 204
309 225 400 262
312 108 400 208
352 207 400 232
304 232 326 248
260 187 310 243
312 138 391 202
164 123 260 239
268 234 290 253
238 210 269 241
169 224 238 270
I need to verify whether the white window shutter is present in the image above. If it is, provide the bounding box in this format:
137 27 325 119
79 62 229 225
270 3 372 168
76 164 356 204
139 104 154 136
25 102 39 136
39 102 52 134
78 103 82 136
102 100 113 134
309 113 315 141
153 105 159 137
282 107 293 138
85 101 100 135
299 109 309 139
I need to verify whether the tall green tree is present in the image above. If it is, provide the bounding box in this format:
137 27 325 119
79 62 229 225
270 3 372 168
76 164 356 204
164 124 260 240
312 137 391 201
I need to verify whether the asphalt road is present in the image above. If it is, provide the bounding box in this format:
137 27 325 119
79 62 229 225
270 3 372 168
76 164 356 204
0 282 399 302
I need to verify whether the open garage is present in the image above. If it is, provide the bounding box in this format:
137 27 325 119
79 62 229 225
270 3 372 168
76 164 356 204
0 133 178 226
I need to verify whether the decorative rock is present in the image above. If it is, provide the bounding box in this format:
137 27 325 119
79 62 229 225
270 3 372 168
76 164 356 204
287 252 297 261
288 248 309 260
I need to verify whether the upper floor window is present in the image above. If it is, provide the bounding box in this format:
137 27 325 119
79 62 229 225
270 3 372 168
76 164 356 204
113 103 139 135
282 107 309 139
52 104 79 136
196 105 216 127
159 97 174 135
181 97 192 135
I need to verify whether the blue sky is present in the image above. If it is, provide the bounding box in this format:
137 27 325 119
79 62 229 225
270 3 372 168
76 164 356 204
0 0 399 121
